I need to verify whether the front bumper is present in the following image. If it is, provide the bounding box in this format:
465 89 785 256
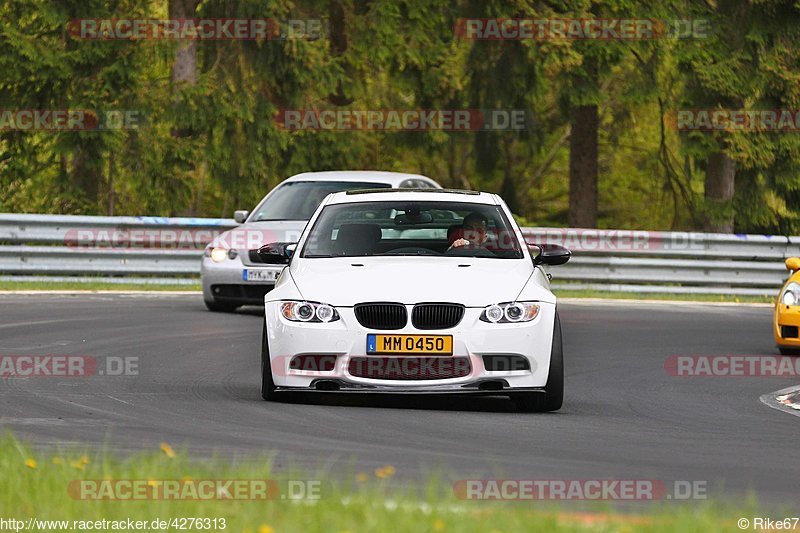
264 302 556 391
201 256 284 305
275 384 546 395
774 304 800 347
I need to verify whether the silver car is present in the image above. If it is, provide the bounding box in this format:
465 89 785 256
201 171 442 311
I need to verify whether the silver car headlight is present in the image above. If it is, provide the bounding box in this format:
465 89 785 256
480 302 540 323
782 282 800 306
205 247 237 262
280 301 340 323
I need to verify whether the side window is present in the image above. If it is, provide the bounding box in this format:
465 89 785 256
399 179 416 188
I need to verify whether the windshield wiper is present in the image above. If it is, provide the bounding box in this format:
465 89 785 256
383 252 438 256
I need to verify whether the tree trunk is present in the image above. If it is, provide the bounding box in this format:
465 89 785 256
500 136 519 213
326 1 353 106
72 146 101 212
58 155 69 213
568 104 598 227
107 151 115 216
704 151 736 232
169 0 198 86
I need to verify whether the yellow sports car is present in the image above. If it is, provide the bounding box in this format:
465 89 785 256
775 257 800 355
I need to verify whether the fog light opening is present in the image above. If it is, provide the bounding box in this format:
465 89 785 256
477 380 505 391
314 380 341 391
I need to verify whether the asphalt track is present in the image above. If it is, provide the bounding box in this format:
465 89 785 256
1 294 798 505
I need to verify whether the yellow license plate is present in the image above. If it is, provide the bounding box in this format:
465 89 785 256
367 334 453 355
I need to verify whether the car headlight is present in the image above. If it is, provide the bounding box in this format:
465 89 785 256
205 247 237 262
782 282 800 306
280 301 340 323
480 302 540 323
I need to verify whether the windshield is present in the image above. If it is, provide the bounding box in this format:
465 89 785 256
250 181 391 222
301 201 523 259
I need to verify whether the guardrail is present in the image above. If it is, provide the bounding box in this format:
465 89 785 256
523 228 799 296
0 213 796 295
0 213 234 285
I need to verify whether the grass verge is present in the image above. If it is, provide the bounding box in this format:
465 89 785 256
0 281 201 292
0 435 775 532
554 289 775 304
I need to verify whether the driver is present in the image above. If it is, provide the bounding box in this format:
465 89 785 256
448 212 489 250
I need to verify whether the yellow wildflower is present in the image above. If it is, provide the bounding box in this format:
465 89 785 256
160 442 176 458
374 465 396 479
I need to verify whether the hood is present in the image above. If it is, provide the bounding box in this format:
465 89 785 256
290 256 547 307
209 220 308 250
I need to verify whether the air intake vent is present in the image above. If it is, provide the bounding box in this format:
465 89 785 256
348 357 472 380
482 355 531 371
411 303 465 330
354 303 407 330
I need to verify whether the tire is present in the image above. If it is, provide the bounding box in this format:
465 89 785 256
514 311 564 413
205 299 239 313
779 346 800 356
261 321 279 401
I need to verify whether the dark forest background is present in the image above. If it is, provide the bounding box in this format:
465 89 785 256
3 0 800 233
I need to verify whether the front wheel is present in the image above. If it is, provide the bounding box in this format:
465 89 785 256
514 311 564 412
779 346 800 356
261 322 278 401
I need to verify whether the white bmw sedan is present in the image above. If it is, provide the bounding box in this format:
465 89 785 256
259 189 570 411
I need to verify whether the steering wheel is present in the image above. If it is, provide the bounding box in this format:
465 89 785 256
444 245 495 257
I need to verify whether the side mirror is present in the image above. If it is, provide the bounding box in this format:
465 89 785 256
257 242 297 264
531 243 571 266
233 210 249 224
786 257 800 271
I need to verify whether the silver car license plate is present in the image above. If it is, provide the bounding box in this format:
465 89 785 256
242 269 278 282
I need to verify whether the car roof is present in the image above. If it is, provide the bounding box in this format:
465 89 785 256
325 188 498 205
284 170 441 188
